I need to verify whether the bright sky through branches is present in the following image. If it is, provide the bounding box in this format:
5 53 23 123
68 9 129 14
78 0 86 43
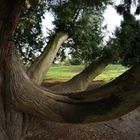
42 5 122 40
42 0 140 40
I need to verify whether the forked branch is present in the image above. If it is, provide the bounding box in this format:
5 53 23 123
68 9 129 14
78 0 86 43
3 45 140 124
49 54 112 93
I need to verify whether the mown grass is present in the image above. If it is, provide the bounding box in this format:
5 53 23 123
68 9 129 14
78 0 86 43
45 65 83 80
94 64 128 82
45 64 128 82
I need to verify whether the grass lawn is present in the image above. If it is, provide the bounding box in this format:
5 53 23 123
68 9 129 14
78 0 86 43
45 64 128 82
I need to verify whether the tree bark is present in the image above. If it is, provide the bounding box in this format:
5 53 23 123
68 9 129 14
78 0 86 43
1 1 140 140
27 32 69 85
49 55 112 93
4 43 140 124
0 1 28 139
1 43 140 137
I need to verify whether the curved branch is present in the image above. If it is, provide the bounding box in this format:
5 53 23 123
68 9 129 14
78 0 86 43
3 45 140 124
49 55 112 93
27 32 69 85
1 0 140 125
66 64 140 102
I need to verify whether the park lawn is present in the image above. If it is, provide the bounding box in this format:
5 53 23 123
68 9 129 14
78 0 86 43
45 64 128 82
45 65 84 80
94 64 128 82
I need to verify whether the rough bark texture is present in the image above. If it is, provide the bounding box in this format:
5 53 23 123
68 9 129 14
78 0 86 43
5 44 140 124
27 32 69 85
0 1 25 140
49 55 112 94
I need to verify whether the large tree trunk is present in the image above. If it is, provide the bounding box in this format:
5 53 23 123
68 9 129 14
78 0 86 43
48 55 112 93
27 32 69 85
0 45 25 140
0 1 26 140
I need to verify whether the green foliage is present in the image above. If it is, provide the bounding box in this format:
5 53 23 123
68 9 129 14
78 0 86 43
49 0 111 33
61 58 71 66
69 57 82 65
14 0 47 64
116 0 140 15
55 8 106 64
45 0 111 66
69 10 105 64
110 1 140 67
15 0 111 65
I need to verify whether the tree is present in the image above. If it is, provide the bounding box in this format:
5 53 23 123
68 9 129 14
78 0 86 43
110 1 140 69
27 0 81 84
27 1 107 84
45 8 112 93
14 0 47 64
1 0 140 140
111 15 140 65
62 9 105 64
49 53 112 93
27 31 69 84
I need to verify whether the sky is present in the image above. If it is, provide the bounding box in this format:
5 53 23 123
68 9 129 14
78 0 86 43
42 4 122 39
42 0 139 40
103 4 122 41
42 12 55 36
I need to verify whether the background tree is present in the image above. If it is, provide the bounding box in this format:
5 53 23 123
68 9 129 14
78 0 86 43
110 0 140 67
27 0 109 84
14 0 47 64
45 7 113 93
58 9 104 65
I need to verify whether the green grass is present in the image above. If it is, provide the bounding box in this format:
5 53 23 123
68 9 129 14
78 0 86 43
94 64 128 82
45 65 84 80
45 64 128 82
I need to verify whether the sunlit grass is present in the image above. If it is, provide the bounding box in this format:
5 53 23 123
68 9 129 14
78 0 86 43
45 64 128 82
94 64 128 82
45 65 84 80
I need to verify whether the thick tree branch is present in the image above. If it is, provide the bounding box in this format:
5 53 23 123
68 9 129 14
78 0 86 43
2 44 140 124
1 1 140 124
49 55 112 93
66 64 140 102
27 32 69 84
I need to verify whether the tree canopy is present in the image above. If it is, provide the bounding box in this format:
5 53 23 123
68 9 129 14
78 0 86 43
109 0 140 66
14 0 111 65
14 0 47 64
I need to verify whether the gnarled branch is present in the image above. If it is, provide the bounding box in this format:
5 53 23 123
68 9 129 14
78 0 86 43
49 54 112 93
2 44 140 124
27 32 69 85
